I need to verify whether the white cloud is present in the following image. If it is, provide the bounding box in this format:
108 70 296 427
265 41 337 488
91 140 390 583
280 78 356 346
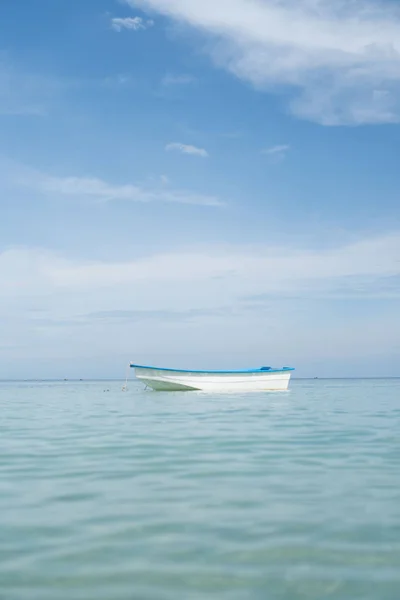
2 231 399 299
7 162 222 207
264 145 290 155
126 0 400 125
39 175 220 205
263 144 290 162
111 16 154 32
1 231 400 376
166 142 209 157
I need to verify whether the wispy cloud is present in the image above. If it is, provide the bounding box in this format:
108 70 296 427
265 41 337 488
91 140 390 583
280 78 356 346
162 73 197 86
160 174 170 185
84 307 228 323
2 232 399 298
111 16 154 32
262 144 290 162
8 162 222 207
127 0 400 125
166 142 209 157
1 232 400 375
102 73 133 86
40 175 221 206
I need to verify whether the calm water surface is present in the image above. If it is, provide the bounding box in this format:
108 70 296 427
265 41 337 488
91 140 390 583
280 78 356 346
0 379 399 600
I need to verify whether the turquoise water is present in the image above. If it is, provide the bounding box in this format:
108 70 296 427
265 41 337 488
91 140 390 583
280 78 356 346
1 379 399 600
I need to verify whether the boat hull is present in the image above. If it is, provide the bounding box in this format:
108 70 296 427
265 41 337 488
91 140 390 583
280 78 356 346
133 367 292 392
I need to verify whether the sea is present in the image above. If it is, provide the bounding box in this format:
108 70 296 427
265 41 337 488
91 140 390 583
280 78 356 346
0 378 399 600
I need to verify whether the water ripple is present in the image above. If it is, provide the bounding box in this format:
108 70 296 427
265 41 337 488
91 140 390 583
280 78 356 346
1 379 400 599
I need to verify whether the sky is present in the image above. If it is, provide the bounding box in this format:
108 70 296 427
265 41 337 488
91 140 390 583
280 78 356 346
1 0 400 379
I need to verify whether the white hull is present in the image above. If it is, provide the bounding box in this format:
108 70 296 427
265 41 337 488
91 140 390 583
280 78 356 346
133 366 292 392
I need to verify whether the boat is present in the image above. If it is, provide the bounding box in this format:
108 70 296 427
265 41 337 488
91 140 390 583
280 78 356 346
130 364 294 392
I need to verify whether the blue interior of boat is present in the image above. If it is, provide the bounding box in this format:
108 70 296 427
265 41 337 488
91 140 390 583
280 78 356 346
130 364 295 373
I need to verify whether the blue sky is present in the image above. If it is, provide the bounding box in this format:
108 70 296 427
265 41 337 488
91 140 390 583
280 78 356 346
1 0 400 379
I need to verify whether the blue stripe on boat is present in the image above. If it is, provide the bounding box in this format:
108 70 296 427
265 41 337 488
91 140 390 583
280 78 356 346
130 364 295 374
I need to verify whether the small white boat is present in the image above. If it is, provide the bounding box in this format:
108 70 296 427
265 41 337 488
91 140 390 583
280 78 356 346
130 364 294 392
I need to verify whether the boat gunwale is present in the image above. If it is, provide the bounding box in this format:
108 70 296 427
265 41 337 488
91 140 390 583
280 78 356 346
130 364 295 374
